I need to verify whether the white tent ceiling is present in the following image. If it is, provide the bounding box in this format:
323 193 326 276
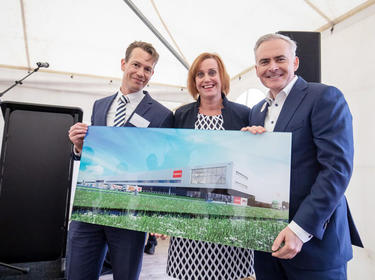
0 0 373 92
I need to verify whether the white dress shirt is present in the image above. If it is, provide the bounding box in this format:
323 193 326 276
264 75 313 243
107 89 145 126
74 89 145 156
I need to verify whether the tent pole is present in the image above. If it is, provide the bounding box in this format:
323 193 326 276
122 0 189 70
19 0 31 70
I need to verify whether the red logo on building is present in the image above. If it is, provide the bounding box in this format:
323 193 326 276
173 170 182 178
233 196 241 205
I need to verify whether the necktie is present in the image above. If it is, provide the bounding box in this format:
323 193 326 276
114 95 130 127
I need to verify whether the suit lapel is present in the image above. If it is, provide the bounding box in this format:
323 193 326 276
221 95 233 130
125 91 152 126
100 93 117 126
188 102 199 128
252 101 269 126
274 77 308 132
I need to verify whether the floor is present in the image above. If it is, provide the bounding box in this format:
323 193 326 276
99 237 174 280
0 237 255 279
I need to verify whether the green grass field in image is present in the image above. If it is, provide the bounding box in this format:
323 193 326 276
74 186 288 220
71 210 287 252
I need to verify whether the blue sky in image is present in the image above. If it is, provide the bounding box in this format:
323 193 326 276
79 127 290 177
77 126 292 203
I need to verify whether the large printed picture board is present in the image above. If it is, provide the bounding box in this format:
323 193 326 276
72 126 291 252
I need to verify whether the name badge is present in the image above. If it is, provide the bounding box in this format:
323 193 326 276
129 113 150 128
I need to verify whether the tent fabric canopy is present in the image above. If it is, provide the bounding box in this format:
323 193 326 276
0 0 371 93
1 3 375 280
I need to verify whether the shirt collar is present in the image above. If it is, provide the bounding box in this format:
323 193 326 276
116 88 144 104
265 75 298 104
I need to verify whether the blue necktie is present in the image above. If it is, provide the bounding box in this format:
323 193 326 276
114 95 130 127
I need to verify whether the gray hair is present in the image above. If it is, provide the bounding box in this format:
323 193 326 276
254 33 297 57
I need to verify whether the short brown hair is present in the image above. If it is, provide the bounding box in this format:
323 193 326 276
187 53 230 100
125 41 159 64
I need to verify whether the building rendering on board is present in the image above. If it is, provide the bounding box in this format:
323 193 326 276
78 161 288 209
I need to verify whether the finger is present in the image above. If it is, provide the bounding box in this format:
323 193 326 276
272 240 296 259
241 126 258 134
69 127 88 136
272 239 301 259
69 128 88 141
272 246 287 258
68 123 88 134
68 123 82 132
244 126 267 134
254 126 266 133
69 136 85 149
272 231 285 252
69 130 87 137
69 133 86 143
272 246 297 259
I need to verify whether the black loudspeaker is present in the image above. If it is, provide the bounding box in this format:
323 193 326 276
278 31 321 83
0 101 82 263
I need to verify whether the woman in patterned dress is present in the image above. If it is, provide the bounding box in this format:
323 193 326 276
167 52 255 280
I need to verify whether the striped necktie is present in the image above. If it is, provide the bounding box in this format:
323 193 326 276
114 95 130 127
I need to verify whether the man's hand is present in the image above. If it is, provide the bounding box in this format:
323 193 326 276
68 123 88 153
271 226 303 259
241 125 266 134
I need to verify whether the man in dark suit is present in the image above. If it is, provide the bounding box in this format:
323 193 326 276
242 33 363 280
67 41 173 280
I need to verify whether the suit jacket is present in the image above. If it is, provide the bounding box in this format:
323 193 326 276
73 91 173 161
174 94 250 130
250 77 363 270
91 91 173 128
69 91 173 279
